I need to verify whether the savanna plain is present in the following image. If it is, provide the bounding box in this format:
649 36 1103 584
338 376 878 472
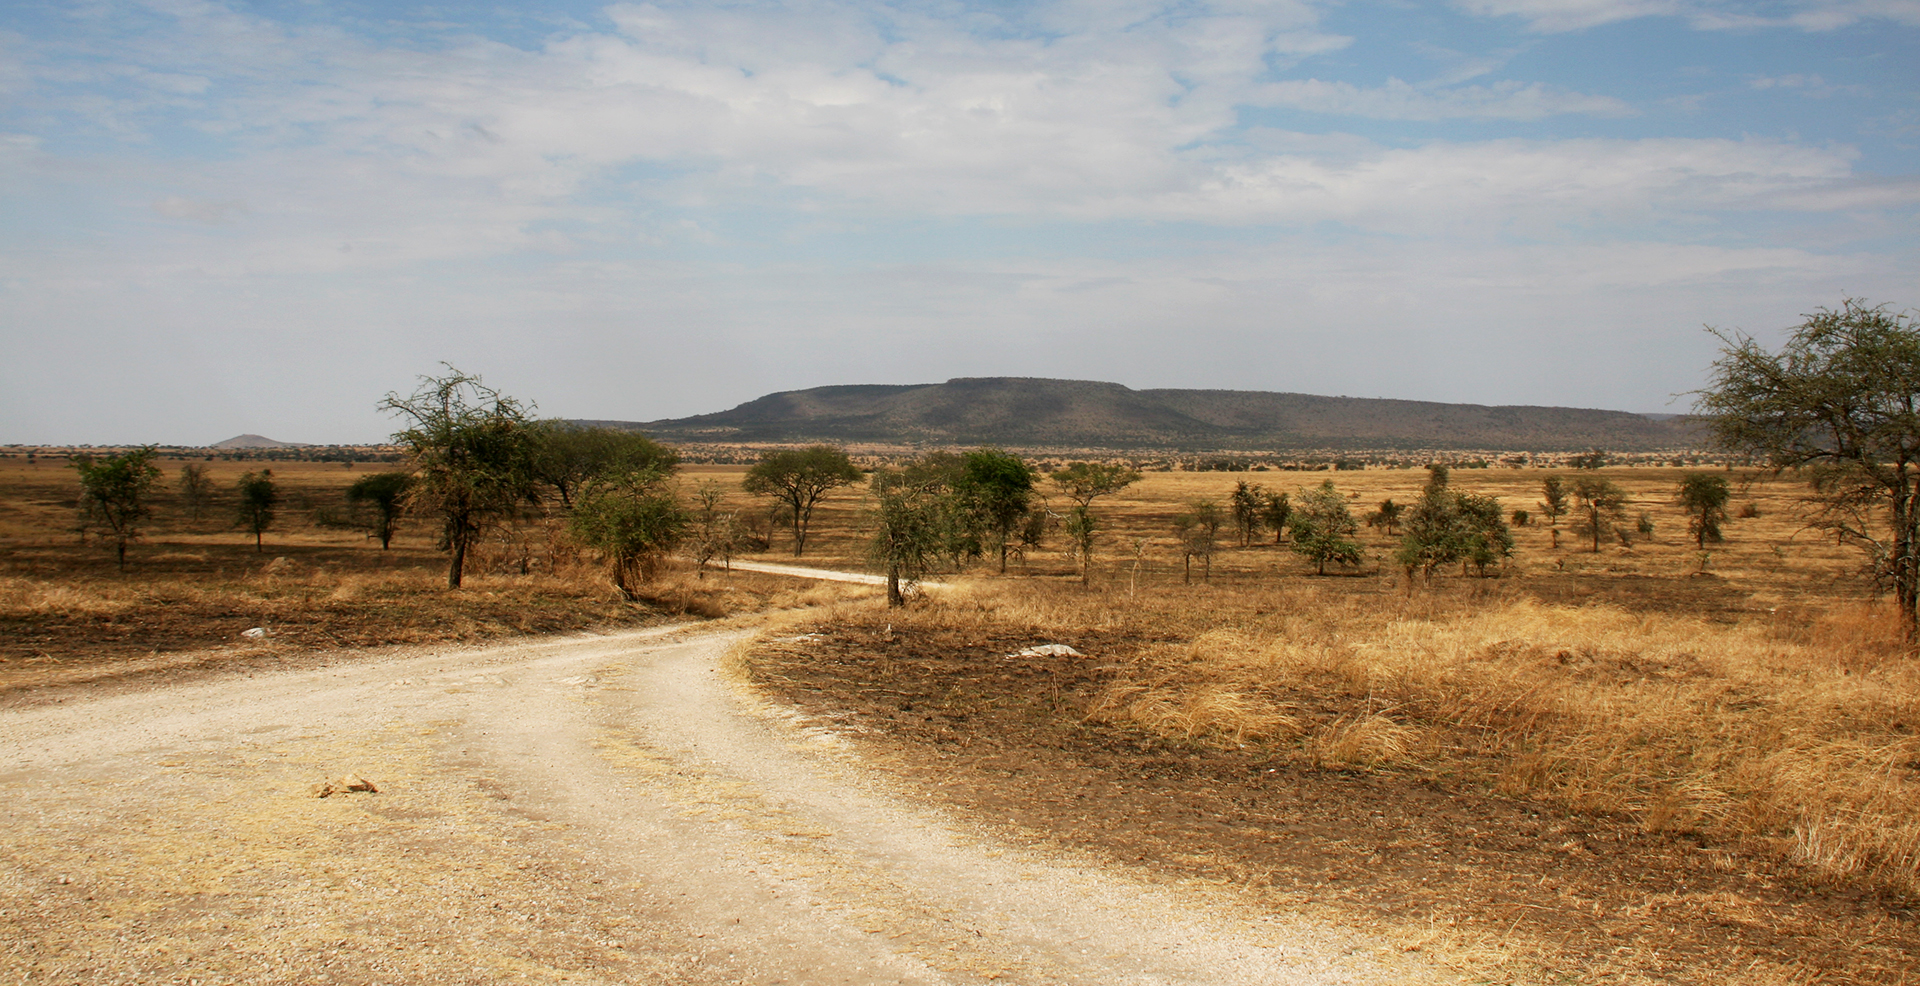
2 453 1916 985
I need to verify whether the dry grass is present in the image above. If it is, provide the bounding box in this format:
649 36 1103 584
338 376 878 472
8 452 1918 898
866 572 1920 900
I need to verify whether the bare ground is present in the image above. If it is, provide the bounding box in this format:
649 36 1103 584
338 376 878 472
743 618 1920 986
0 618 1458 986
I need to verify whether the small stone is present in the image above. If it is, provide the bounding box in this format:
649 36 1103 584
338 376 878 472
241 627 268 639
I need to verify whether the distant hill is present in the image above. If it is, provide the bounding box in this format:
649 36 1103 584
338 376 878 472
588 378 1701 452
210 434 303 449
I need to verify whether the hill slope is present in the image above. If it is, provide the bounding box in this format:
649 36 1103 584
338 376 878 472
595 378 1699 451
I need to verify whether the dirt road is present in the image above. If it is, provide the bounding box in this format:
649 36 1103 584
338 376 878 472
0 622 1432 985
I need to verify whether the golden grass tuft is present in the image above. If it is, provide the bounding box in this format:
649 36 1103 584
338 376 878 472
1087 678 1300 746
0 577 135 617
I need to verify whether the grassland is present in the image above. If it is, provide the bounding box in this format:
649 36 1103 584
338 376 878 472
4 450 1916 982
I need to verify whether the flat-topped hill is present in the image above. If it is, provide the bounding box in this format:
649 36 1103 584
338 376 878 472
585 378 1698 452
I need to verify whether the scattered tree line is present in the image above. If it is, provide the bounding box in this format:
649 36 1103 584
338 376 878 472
60 297 1920 643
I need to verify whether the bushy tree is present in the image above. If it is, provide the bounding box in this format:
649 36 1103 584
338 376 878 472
686 480 745 577
1288 480 1362 575
1539 474 1569 548
953 447 1035 573
742 445 863 557
1570 475 1628 553
73 447 161 570
347 471 412 549
1261 490 1291 544
176 463 213 522
1569 449 1609 470
1228 481 1266 547
381 366 539 588
869 460 958 607
1049 462 1142 584
1365 498 1403 537
1173 499 1223 582
568 469 685 600
529 422 679 509
1676 474 1732 550
1394 474 1511 580
235 469 278 552
1696 299 1920 639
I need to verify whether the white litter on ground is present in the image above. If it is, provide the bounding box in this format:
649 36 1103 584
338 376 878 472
1009 644 1084 659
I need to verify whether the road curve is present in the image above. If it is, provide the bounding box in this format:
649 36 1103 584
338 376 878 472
0 624 1415 985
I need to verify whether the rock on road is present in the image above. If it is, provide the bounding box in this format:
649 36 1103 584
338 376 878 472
0 623 1428 985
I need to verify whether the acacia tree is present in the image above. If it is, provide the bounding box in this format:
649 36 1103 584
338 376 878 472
686 480 745 577
1365 498 1404 537
1173 499 1224 582
528 422 679 509
1228 481 1266 546
869 459 957 607
73 447 161 570
1261 491 1291 544
347 471 412 549
1696 299 1920 640
1394 472 1511 581
1049 462 1142 584
954 447 1036 573
381 366 538 588
1288 480 1362 575
235 469 278 552
741 445 863 557
1677 473 1733 549
176 463 213 522
1539 474 1569 548
568 469 685 600
1570 475 1628 553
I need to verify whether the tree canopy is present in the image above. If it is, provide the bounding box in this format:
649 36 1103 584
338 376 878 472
1049 462 1142 584
347 471 413 550
235 469 278 552
741 445 863 557
72 446 161 570
1288 480 1362 576
381 366 538 588
528 422 679 508
1696 299 1920 639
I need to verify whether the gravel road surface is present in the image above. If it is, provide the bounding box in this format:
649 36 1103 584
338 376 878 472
0 623 1423 985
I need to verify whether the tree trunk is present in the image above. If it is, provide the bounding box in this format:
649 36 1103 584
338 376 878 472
887 569 904 608
449 538 467 588
1896 467 1919 644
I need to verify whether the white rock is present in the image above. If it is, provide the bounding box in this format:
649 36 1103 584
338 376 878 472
241 627 268 639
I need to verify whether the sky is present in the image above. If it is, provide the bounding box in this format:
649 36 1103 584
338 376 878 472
1 0 1915 445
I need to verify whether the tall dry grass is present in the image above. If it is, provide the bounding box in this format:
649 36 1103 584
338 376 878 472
878 578 1920 897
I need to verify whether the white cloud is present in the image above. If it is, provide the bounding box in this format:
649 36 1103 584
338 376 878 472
1251 77 1635 120
151 195 245 222
1455 0 1920 31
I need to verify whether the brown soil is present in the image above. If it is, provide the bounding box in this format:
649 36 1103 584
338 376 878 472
746 619 1920 985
